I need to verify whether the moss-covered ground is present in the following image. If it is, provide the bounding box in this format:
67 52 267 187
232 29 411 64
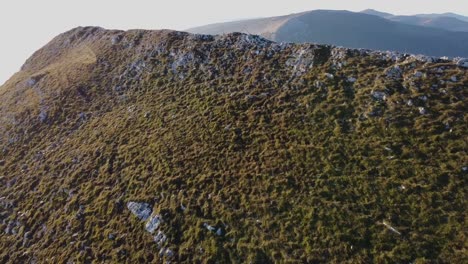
0 27 466 263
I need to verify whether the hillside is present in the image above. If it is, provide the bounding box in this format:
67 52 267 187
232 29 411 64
0 27 467 263
188 10 468 57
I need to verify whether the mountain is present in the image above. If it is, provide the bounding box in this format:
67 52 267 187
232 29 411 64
188 10 468 57
0 27 466 263
390 16 468 32
361 9 468 32
361 9 393 18
417 12 468 23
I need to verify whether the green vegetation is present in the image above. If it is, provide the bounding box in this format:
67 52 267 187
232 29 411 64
0 27 466 263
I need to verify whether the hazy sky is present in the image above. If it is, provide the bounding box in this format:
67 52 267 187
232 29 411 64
1 0 468 85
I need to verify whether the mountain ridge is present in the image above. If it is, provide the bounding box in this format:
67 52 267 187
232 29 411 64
361 9 468 32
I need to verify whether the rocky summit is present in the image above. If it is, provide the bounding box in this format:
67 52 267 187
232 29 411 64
0 26 466 263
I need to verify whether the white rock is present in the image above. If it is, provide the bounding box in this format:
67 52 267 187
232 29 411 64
385 66 402 79
418 107 427 115
454 58 468 68
371 91 387 101
347 77 357 83
39 110 48 123
145 215 162 233
127 202 152 221
153 230 167 247
159 248 174 258
203 223 216 232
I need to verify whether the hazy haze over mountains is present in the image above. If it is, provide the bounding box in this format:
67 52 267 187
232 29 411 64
361 9 468 32
188 9 468 57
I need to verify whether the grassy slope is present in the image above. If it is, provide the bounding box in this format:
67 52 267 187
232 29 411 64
0 27 466 263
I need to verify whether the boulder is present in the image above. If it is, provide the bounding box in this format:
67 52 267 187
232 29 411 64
418 107 427 115
127 202 152 221
154 231 167 247
145 214 162 233
454 58 468 68
371 91 387 101
39 110 48 123
385 66 402 79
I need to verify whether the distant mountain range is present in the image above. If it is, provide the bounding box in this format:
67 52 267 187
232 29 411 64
361 9 468 32
188 10 468 57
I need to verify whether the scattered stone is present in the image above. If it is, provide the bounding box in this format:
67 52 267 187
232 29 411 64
286 47 317 76
313 80 324 88
78 112 86 121
418 107 427 115
371 91 387 101
145 214 162 233
164 249 174 258
4 220 20 235
39 110 48 123
450 76 457 82
127 201 152 221
111 35 123 45
189 34 214 42
108 233 116 240
245 95 258 102
203 223 216 232
411 54 436 63
23 231 32 247
414 71 424 78
347 77 357 83
154 230 167 247
159 248 174 258
216 228 223 236
407 99 414 106
26 75 44 87
454 57 468 68
462 166 468 173
368 106 383 117
325 73 334 79
385 65 402 79
382 220 401 235
27 78 37 87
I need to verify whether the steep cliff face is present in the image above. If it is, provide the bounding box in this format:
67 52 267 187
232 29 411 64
0 27 466 263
